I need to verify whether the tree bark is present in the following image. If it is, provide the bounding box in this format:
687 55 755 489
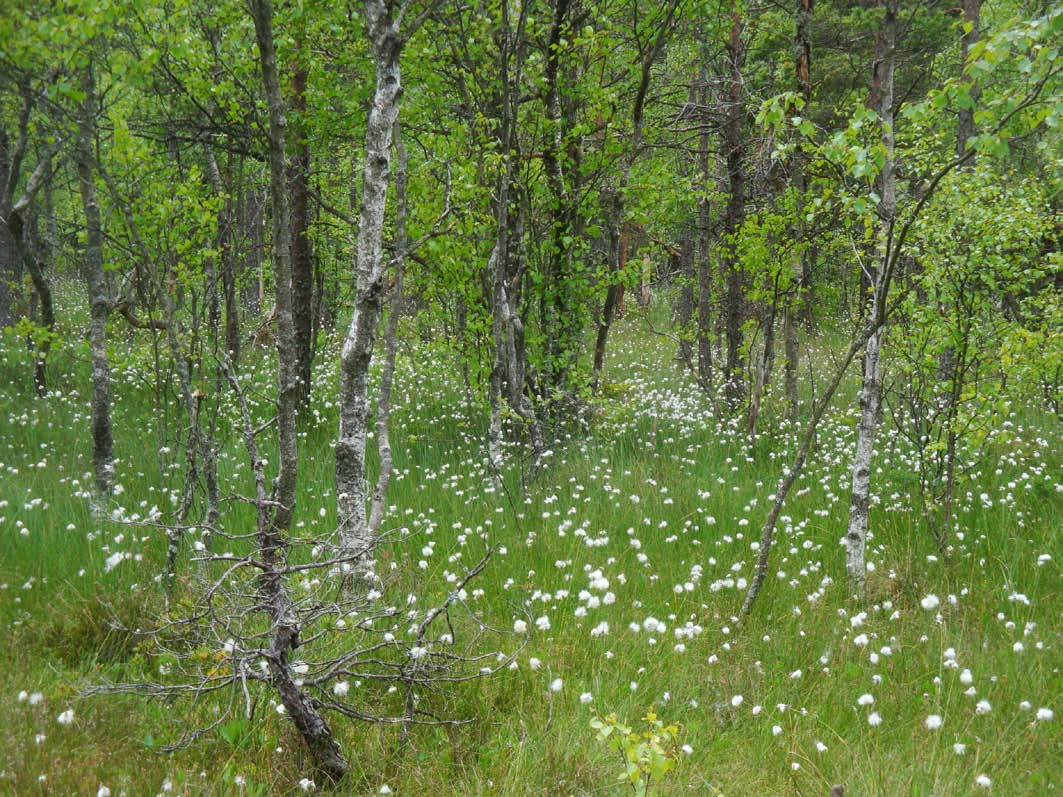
741 318 879 619
845 0 897 594
541 0 582 400
695 59 714 397
76 64 115 498
784 0 813 421
722 7 747 409
204 144 241 363
336 0 404 576
289 37 314 406
1 99 58 396
368 118 406 538
250 0 348 779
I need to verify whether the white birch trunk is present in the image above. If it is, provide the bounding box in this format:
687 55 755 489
368 119 406 538
336 0 403 576
845 325 883 591
845 0 896 593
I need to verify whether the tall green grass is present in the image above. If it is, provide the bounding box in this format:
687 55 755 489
0 301 1060 796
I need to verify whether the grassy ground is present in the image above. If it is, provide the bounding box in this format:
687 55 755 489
1 299 1060 796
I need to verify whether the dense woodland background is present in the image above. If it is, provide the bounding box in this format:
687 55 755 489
1 0 1062 794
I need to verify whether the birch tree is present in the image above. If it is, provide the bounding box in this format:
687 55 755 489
336 0 427 575
844 0 896 593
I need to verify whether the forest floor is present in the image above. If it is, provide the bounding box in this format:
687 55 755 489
1 297 1061 796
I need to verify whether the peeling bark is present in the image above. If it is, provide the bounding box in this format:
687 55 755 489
368 119 406 539
336 0 404 576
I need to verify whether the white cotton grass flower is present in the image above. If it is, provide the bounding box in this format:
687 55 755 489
925 714 943 730
379 786 392 795
579 692 593 705
56 708 74 725
975 774 992 788
731 695 744 708
1036 707 1054 721
333 680 350 697
857 693 875 706
920 594 940 610
953 742 967 755
976 699 992 715
96 787 111 797
513 619 528 634
298 778 315 792
868 711 882 726
549 678 563 693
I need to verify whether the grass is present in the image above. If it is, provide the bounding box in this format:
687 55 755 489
0 296 1061 796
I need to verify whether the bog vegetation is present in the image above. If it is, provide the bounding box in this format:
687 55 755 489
1 0 1061 795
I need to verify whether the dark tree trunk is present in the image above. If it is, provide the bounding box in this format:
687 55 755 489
76 64 115 498
784 0 813 421
722 8 747 408
591 0 679 393
696 61 714 397
289 41 314 406
205 145 241 362
250 0 347 779
541 0 583 400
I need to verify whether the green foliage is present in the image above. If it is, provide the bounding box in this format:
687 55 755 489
591 708 682 796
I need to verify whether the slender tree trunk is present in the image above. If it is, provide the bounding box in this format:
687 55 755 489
784 0 813 421
3 140 57 396
250 0 348 779
289 37 314 406
76 64 115 498
748 300 777 438
368 119 406 538
722 7 747 408
741 319 878 619
204 144 241 363
336 0 404 575
541 0 585 401
845 0 896 594
930 0 981 544
695 61 714 397
25 237 53 395
591 0 679 393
